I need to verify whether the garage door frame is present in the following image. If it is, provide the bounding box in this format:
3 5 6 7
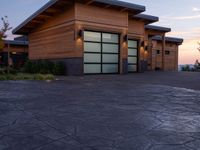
84 30 120 74
128 39 139 73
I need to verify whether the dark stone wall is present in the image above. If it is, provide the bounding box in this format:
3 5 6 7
32 58 84 76
51 58 83 76
139 60 148 73
62 58 83 76
122 58 128 74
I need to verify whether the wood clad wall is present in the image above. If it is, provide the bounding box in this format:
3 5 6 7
151 41 179 71
75 3 128 28
128 20 145 37
32 6 75 32
29 24 79 60
29 6 79 60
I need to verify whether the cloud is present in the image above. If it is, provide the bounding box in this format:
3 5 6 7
167 27 200 40
192 7 200 12
163 15 200 20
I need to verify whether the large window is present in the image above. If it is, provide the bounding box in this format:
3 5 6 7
128 40 138 72
84 31 119 74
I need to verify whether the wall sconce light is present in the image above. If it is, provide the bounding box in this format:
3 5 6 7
123 35 128 43
77 29 83 39
145 46 148 51
141 41 145 47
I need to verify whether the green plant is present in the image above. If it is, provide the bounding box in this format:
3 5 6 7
0 73 55 81
24 60 65 75
53 62 65 75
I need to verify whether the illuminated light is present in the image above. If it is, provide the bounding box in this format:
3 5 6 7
12 52 17 54
77 29 83 39
123 35 128 43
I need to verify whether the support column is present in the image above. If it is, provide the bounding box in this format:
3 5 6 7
162 35 165 71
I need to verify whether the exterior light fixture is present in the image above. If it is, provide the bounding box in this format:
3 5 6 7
123 35 128 43
141 41 145 47
145 46 148 51
77 29 83 39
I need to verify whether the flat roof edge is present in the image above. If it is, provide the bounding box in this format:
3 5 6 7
134 14 159 21
152 36 184 44
93 0 146 12
4 40 29 46
145 25 171 32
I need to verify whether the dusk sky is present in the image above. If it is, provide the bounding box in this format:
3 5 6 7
0 0 200 64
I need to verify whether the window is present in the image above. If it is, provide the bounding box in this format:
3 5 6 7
156 50 160 54
165 50 170 55
84 31 101 42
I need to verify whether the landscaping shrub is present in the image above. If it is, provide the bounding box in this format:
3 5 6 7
24 60 65 75
0 73 55 81
53 62 65 75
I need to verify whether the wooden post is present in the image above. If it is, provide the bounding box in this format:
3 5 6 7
162 35 165 71
7 43 10 74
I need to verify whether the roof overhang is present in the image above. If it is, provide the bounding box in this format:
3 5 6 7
132 14 159 25
91 0 145 14
13 0 73 35
13 0 146 35
145 25 171 32
152 35 184 45
4 40 29 46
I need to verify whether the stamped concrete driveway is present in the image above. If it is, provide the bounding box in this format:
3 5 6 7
0 72 200 150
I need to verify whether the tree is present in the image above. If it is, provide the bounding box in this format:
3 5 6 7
198 42 200 52
0 16 12 50
0 16 12 73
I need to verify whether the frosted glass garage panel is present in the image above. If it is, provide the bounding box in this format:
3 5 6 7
128 40 137 48
102 64 118 73
102 44 118 53
102 33 119 43
102 54 118 63
84 64 101 74
128 57 137 64
84 42 101 52
84 31 101 42
128 48 137 56
84 53 101 63
128 65 137 72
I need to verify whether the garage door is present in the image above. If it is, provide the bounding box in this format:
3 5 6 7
84 31 119 74
128 40 138 72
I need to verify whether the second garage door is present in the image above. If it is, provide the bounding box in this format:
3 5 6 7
128 40 138 72
84 31 119 74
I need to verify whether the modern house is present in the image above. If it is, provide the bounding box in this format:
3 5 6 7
1 36 28 67
12 0 183 75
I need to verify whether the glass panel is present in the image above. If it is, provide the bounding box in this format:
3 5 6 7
102 33 119 43
84 42 101 52
102 64 118 73
102 54 118 63
84 31 101 42
84 64 101 74
128 48 137 56
128 57 137 64
102 44 119 53
84 53 101 63
128 65 137 72
128 40 137 48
